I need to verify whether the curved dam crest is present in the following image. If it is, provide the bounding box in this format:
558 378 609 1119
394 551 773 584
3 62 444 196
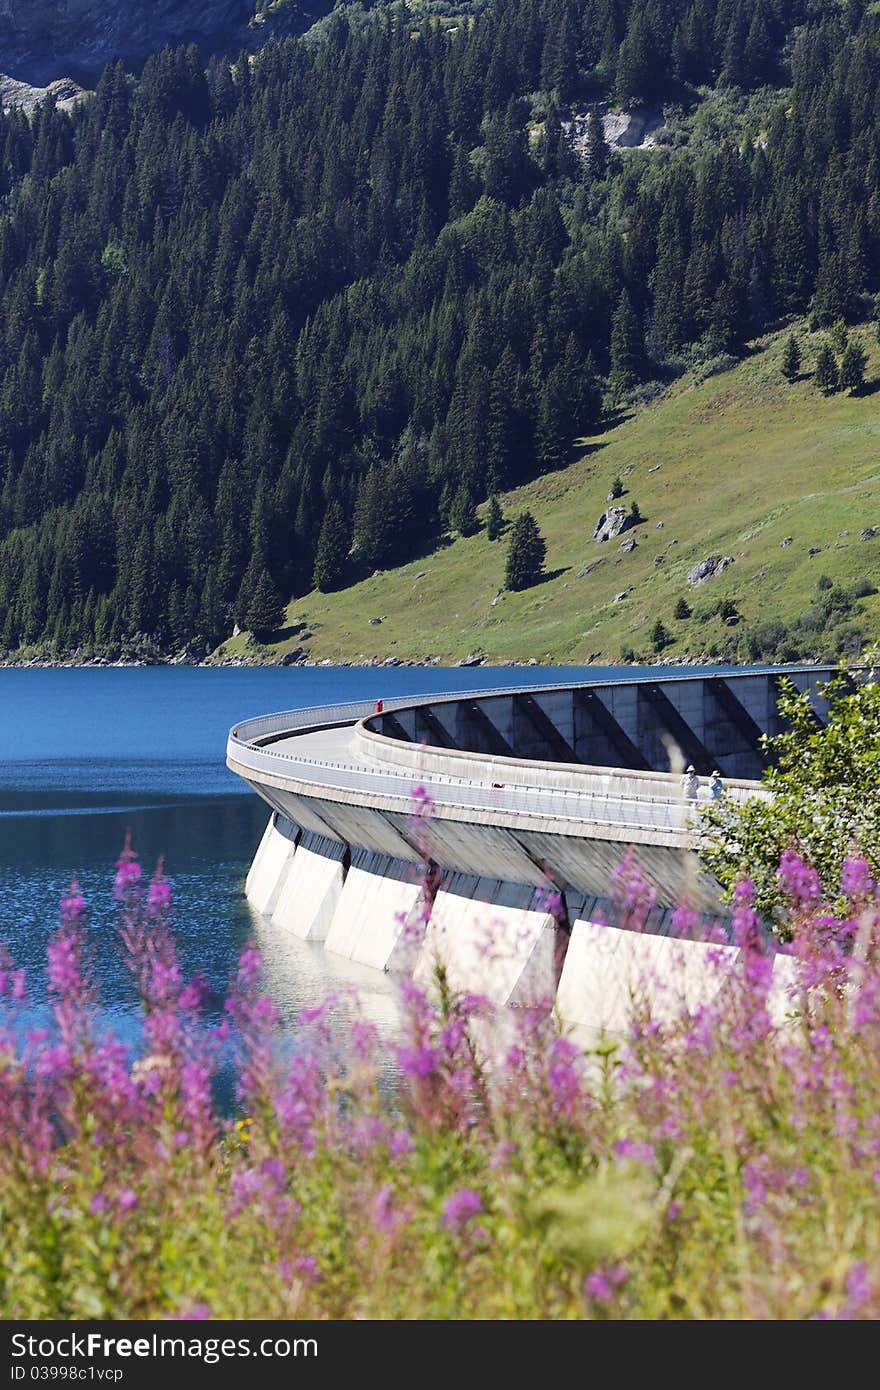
227 667 836 1038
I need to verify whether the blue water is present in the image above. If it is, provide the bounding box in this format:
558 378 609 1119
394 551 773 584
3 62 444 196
0 662 728 1039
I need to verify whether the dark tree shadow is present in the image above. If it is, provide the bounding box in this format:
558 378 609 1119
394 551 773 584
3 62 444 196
571 438 609 461
851 377 880 398
275 622 309 642
533 566 570 586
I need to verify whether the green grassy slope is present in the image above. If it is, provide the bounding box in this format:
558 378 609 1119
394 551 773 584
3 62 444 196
213 322 880 666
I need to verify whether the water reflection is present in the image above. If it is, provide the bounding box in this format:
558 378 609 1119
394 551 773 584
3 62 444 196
248 899 402 1040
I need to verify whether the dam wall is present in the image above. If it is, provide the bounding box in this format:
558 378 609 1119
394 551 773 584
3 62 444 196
228 666 840 1038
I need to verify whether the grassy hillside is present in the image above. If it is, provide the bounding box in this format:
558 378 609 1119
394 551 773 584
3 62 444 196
212 321 880 667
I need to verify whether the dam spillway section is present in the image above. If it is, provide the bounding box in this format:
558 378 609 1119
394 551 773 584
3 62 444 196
226 666 835 1034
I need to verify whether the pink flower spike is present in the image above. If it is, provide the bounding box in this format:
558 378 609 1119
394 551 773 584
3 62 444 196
148 856 172 914
60 876 86 923
440 1188 482 1233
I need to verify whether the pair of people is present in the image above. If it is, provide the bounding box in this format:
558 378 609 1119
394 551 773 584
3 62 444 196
681 765 724 802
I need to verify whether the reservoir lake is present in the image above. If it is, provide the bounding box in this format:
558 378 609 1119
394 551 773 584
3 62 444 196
0 662 726 1043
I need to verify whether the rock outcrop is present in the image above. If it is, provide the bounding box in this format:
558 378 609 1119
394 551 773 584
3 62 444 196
686 555 734 586
0 72 87 112
564 106 665 160
593 506 632 543
0 1 328 85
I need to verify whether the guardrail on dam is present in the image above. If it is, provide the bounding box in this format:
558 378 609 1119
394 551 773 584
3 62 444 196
227 666 837 1036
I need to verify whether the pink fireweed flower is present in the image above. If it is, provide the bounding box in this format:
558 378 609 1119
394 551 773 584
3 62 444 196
585 1268 613 1302
47 917 92 1041
60 876 86 923
585 1263 629 1303
117 1189 138 1211
396 1043 439 1078
610 849 657 931
389 1128 414 1159
841 855 875 903
459 992 491 1016
778 847 821 909
114 830 142 899
349 1017 379 1063
613 1139 655 1167
351 1115 387 1155
275 1053 324 1152
440 1187 483 1233
547 1036 583 1117
409 784 434 814
178 974 210 1013
670 899 701 940
234 944 263 990
371 1183 396 1233
148 857 172 915
731 877 763 953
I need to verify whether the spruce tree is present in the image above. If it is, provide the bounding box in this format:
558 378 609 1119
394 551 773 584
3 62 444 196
585 110 610 179
815 342 840 395
609 291 645 396
674 596 691 619
830 319 849 354
650 619 671 652
486 494 504 541
839 340 867 395
781 333 801 384
504 511 546 591
245 569 285 639
313 500 350 592
448 484 479 537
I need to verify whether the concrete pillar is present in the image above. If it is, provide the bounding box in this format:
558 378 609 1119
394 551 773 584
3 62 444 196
245 815 299 916
556 917 802 1038
556 917 743 1036
414 875 560 1007
271 832 347 942
324 849 425 971
768 950 800 1026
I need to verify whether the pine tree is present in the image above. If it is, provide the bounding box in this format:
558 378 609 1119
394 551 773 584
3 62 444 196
245 569 285 639
504 511 546 591
674 596 691 619
839 340 867 395
486 494 504 541
815 342 840 395
781 333 801 384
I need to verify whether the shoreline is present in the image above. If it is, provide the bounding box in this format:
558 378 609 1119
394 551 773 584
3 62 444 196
0 651 824 671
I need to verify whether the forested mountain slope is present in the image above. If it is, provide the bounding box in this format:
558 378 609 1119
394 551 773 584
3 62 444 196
0 0 878 661
228 319 880 668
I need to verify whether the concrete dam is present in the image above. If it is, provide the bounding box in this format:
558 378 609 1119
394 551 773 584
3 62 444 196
227 666 835 1034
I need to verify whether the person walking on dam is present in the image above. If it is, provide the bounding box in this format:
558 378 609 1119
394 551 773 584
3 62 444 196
681 764 700 802
708 769 724 801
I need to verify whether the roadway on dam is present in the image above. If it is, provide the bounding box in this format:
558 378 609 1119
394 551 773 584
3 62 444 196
235 712 744 843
